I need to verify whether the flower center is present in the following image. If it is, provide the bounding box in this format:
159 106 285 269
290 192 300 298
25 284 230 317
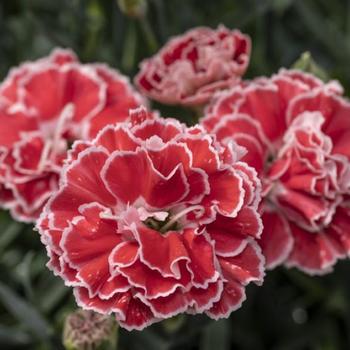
144 215 179 233
264 152 275 171
143 205 203 234
37 104 75 171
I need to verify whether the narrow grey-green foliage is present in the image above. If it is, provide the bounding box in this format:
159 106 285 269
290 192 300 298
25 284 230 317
0 1 350 349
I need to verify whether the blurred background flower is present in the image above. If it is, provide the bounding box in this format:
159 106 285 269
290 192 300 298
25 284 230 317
1 0 350 349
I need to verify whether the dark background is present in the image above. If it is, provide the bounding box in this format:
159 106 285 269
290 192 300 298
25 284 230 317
0 0 350 349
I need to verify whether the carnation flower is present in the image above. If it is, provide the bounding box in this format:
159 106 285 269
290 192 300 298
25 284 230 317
37 107 264 331
0 48 144 222
135 25 250 106
202 69 350 274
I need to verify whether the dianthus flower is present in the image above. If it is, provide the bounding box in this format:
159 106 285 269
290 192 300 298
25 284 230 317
37 107 264 330
203 69 350 274
0 48 144 222
135 25 250 106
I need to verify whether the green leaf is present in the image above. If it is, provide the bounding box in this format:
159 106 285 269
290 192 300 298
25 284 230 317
200 319 230 350
39 278 69 313
0 281 51 341
0 220 24 254
121 20 137 72
0 325 31 346
15 251 35 300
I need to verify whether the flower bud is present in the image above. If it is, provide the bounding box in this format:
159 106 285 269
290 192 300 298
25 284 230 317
292 51 328 81
117 0 147 18
63 309 118 350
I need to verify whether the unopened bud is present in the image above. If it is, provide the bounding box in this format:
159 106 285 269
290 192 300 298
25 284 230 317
63 309 118 350
117 0 147 18
292 51 328 82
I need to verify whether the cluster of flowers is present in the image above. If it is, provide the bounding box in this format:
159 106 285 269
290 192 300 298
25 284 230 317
0 26 349 331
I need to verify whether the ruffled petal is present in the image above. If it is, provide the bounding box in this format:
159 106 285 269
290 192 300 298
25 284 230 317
259 210 293 269
204 168 243 216
218 241 264 285
135 225 189 278
102 149 188 208
206 280 246 319
286 223 340 274
49 148 116 229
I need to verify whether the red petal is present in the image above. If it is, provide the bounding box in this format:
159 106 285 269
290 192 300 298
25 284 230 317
275 188 332 230
75 287 119 313
94 126 138 154
207 208 262 256
75 288 157 330
98 274 130 298
184 169 209 203
286 223 339 274
66 141 91 163
110 241 139 267
49 149 116 229
102 149 188 208
233 135 265 173
276 69 323 90
145 281 222 317
86 65 143 137
133 119 182 143
214 114 265 142
129 106 154 126
206 280 246 319
0 111 37 148
11 173 58 210
188 281 223 312
181 137 219 173
237 86 287 142
62 205 121 295
259 210 293 269
326 205 350 255
182 228 217 287
13 134 45 173
76 255 110 296
49 48 78 65
218 241 264 285
142 290 189 318
119 295 157 331
204 168 243 216
63 211 120 266
22 66 102 123
148 143 191 176
136 225 189 278
118 259 189 298
288 91 350 143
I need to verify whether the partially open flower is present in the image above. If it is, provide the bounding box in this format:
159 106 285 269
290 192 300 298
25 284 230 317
202 69 350 274
37 107 264 330
135 25 250 106
0 48 144 222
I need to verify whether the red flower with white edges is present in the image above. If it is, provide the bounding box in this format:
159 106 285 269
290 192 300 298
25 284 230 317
202 69 350 274
0 48 144 222
135 25 250 106
37 107 264 331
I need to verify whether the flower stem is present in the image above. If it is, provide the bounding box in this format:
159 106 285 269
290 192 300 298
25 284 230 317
190 105 204 125
139 16 158 53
